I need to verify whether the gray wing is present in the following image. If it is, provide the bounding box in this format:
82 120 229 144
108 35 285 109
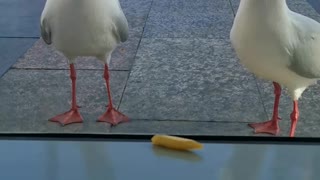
40 18 52 45
112 12 129 43
288 13 320 79
289 41 320 79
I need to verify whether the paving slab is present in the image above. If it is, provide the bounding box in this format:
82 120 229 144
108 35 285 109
230 0 320 20
120 0 153 39
288 0 320 20
110 120 256 136
0 0 151 38
143 0 234 39
0 69 129 133
308 0 320 14
0 38 36 77
13 38 140 71
110 118 320 137
0 0 46 37
119 38 266 122
110 119 320 137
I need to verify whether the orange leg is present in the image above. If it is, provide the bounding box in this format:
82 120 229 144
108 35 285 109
97 64 129 125
49 64 83 126
289 100 299 137
248 82 281 135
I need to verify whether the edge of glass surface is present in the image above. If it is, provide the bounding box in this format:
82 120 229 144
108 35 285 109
0 133 319 145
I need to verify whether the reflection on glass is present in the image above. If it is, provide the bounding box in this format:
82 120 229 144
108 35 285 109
219 144 268 180
79 142 115 180
45 142 58 180
151 145 203 163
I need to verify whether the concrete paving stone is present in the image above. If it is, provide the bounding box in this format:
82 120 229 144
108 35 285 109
119 38 266 122
0 38 36 77
0 0 45 17
143 0 234 39
0 0 46 37
13 38 140 71
308 0 320 14
120 0 153 38
230 0 320 20
110 119 317 137
0 69 129 133
288 0 320 21
228 0 238 15
110 120 256 136
122 38 249 75
0 0 151 38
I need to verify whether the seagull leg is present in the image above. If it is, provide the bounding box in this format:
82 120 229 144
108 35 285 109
97 64 129 125
248 82 281 135
49 64 83 126
289 101 299 137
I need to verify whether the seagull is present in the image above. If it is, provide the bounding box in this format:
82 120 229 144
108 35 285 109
40 0 129 126
230 0 320 137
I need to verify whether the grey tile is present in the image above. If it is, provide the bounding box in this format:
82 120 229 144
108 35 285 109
13 38 140 71
0 0 151 38
112 119 320 137
256 79 320 137
229 0 239 15
230 0 320 20
125 38 249 74
119 38 266 122
0 0 45 17
110 120 256 136
308 0 320 14
0 69 129 133
143 0 234 38
120 0 153 38
0 38 36 77
0 0 46 37
288 0 320 21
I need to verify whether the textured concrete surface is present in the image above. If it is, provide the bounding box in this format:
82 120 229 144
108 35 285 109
0 69 128 133
0 0 46 37
13 38 141 71
143 0 234 39
118 38 266 122
0 38 36 77
1 0 320 137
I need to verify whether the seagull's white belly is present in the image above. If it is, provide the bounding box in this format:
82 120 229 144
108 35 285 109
239 47 288 81
44 0 121 58
52 21 117 58
232 35 316 99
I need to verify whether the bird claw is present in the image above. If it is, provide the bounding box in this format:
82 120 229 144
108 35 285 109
49 108 83 126
248 120 280 135
98 107 129 125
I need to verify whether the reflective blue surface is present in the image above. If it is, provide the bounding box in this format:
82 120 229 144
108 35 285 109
0 140 319 180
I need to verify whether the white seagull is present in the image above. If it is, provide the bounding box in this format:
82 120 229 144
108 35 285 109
230 0 320 137
40 0 129 126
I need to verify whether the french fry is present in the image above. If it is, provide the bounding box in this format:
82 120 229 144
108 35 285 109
151 134 203 151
